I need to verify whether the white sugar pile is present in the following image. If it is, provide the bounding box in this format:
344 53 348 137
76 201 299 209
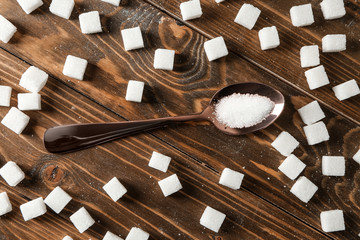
215 93 274 128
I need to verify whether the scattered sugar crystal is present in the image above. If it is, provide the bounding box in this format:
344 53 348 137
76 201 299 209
148 151 171 173
44 186 72 214
102 0 121 6
297 100 325 125
17 0 43 14
215 93 274 128
70 207 95 233
153 49 175 71
125 227 149 240
204 37 228 61
180 0 203 21
19 66 49 93
290 176 318 203
304 65 330 90
20 197 47 221
258 26 280 50
0 86 12 107
125 80 145 103
158 174 182 197
0 15 17 43
353 148 360 164
0 161 25 187
200 206 226 233
322 34 346 52
300 45 320 68
121 26 144 51
320 210 345 232
234 4 261 30
290 4 314 27
103 177 127 201
0 192 12 216
278 154 306 180
320 0 346 20
219 168 244 190
1 107 30 135
49 0 75 19
303 121 329 145
103 231 124 240
332 79 360 101
322 156 345 176
18 93 41 111
271 131 299 156
79 11 102 34
63 236 73 240
63 55 88 80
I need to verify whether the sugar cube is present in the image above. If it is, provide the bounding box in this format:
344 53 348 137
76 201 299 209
322 156 345 176
290 4 314 27
1 107 30 134
297 100 325 125
234 4 261 30
44 186 72 214
180 0 203 21
49 0 75 19
153 49 175 71
148 151 171 173
290 176 318 203
200 206 226 233
215 0 225 3
304 65 330 90
320 0 346 20
0 15 17 43
0 85 12 107
70 207 95 233
19 66 48 93
271 131 299 156
103 231 124 240
0 192 12 216
300 45 320 68
125 227 149 240
20 197 47 221
63 55 88 80
322 34 346 52
102 0 121 6
204 37 228 61
121 26 144 51
332 79 360 101
79 11 102 34
17 0 43 14
63 236 73 240
353 148 360 164
303 121 329 145
125 80 145 103
278 154 306 180
0 161 25 187
158 174 182 197
258 26 280 50
320 210 345 232
18 93 41 111
103 177 127 202
219 168 244 190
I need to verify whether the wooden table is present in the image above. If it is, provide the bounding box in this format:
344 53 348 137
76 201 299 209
0 0 359 239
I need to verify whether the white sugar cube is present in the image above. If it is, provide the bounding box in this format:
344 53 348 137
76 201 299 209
278 154 306 180
79 11 102 34
19 66 48 93
121 26 144 51
322 156 345 176
290 4 314 27
322 34 346 52
63 236 73 240
320 210 345 232
63 55 88 80
20 197 47 221
219 168 244 190
1 107 30 135
0 192 12 216
18 93 41 111
0 161 25 187
70 207 95 233
125 227 149 240
332 79 360 101
290 176 318 203
320 0 346 20
300 45 320 68
102 0 121 6
0 15 17 43
103 231 124 240
0 86 12 107
303 121 329 145
17 0 43 14
125 80 144 103
258 26 280 50
44 186 72 214
234 4 261 30
158 174 182 197
304 65 330 90
180 0 203 21
215 0 225 3
297 100 325 125
148 151 171 173
204 37 228 61
154 49 175 71
200 206 226 233
271 131 299 156
353 148 360 164
49 0 75 19
103 177 127 202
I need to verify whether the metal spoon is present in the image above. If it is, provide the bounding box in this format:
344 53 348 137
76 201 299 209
43 82 285 153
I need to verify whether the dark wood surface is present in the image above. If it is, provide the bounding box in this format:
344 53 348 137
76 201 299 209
0 0 359 239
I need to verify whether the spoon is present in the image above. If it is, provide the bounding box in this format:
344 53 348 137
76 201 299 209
44 82 285 153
